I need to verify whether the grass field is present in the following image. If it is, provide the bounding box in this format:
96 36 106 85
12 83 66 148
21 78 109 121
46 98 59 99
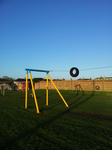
0 90 112 150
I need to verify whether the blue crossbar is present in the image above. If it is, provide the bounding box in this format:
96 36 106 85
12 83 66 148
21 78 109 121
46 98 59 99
25 68 50 74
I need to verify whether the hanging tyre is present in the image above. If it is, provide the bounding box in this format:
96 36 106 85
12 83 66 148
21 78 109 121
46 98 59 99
95 85 100 90
70 67 79 77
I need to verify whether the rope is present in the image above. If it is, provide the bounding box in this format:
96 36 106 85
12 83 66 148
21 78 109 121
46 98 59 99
50 66 112 72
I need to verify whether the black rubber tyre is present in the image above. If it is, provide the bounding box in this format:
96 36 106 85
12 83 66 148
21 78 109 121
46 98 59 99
70 67 79 77
95 85 100 90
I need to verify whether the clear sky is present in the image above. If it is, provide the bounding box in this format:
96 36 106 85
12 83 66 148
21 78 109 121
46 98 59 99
0 0 112 80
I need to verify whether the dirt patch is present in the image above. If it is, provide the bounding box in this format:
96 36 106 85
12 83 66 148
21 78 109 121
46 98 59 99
68 111 112 121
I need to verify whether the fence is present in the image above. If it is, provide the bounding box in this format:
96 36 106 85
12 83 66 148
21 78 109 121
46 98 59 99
35 79 112 92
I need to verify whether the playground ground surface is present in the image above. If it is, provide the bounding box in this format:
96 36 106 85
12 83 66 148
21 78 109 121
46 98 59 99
0 90 112 150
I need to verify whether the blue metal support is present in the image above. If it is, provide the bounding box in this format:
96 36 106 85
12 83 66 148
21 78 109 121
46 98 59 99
25 68 50 74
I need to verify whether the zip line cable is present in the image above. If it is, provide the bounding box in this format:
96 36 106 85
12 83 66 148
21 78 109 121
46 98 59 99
80 66 112 71
50 66 112 72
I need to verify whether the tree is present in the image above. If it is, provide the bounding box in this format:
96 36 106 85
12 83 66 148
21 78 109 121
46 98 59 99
3 76 14 80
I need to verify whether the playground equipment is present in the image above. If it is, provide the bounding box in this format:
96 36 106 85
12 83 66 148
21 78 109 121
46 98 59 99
0 84 6 96
70 67 79 77
25 68 69 114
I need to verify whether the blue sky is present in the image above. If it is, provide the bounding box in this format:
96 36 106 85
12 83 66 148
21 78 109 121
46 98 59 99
0 0 112 80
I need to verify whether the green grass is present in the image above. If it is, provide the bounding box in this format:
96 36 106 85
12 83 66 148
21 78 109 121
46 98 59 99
0 90 112 150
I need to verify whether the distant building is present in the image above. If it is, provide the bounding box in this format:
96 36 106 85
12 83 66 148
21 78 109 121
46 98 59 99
104 77 112 80
0 78 13 90
95 77 112 80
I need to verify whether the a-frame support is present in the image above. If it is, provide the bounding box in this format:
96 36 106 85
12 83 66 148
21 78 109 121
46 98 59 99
46 74 69 107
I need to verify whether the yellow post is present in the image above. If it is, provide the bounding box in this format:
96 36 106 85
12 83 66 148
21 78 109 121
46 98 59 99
25 72 28 109
29 72 40 113
48 74 69 107
46 74 48 106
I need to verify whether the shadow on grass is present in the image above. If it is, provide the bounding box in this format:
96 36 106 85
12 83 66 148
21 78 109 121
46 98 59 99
2 91 112 150
37 91 95 123
28 89 84 112
69 91 95 109
30 90 94 113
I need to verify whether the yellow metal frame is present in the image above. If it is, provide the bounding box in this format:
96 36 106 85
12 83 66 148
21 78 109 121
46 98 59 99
29 72 40 113
25 71 40 113
46 74 69 107
25 72 28 109
25 70 69 114
46 74 49 106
